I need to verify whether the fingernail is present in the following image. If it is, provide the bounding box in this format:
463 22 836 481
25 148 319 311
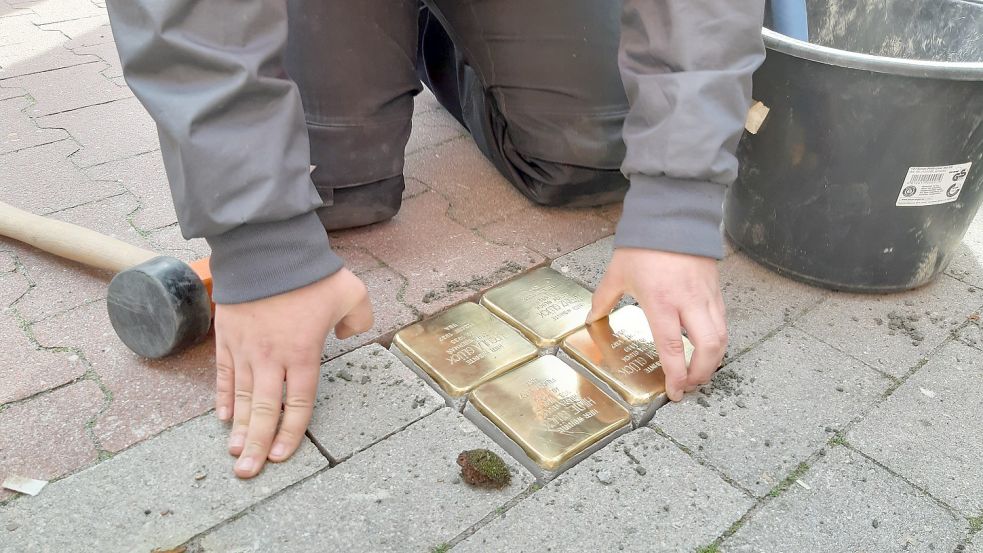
216 407 229 420
229 433 244 449
270 443 286 458
235 457 255 473
584 309 594 324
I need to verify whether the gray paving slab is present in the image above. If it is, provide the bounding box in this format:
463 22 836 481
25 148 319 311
719 253 828 355
654 328 892 497
308 343 444 462
966 536 981 553
197 409 535 553
948 210 983 288
35 96 158 167
456 427 753 553
551 235 613 291
0 96 69 154
958 319 982 350
6 61 128 116
794 274 982 377
0 414 328 553
847 340 983 516
724 447 964 553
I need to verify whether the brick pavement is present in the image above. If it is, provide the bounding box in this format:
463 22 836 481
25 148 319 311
0 0 614 503
2 2 983 551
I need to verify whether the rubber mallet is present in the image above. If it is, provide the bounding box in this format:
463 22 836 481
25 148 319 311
0 200 213 359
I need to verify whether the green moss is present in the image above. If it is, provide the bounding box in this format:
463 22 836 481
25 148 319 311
767 462 810 498
470 450 509 480
431 544 450 553
828 435 848 447
968 515 983 533
696 544 719 553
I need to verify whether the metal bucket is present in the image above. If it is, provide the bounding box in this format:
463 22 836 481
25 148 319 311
726 0 983 292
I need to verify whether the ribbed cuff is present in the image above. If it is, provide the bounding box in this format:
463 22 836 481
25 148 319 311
206 212 344 304
614 174 726 259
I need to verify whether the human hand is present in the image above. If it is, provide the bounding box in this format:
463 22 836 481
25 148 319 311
214 268 373 478
588 248 727 402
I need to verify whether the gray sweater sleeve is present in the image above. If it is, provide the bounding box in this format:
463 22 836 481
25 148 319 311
106 0 343 304
615 0 766 259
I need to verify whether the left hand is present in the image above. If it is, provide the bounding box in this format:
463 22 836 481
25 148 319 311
588 248 728 401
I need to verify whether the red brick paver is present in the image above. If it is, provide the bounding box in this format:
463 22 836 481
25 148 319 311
11 194 145 323
35 97 158 168
0 380 104 502
0 96 69 154
404 138 531 229
0 251 16 274
6 61 130 117
322 267 417 359
480 204 615 258
31 301 215 453
85 150 175 231
331 190 545 316
0 306 85 404
0 139 122 214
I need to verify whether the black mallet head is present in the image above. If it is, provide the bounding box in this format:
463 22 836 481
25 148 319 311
106 256 212 359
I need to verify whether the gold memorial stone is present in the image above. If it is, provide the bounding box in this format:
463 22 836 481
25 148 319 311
480 267 592 348
393 302 538 397
469 355 631 470
562 305 695 405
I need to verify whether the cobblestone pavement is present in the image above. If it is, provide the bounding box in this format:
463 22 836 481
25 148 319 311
2 2 982 551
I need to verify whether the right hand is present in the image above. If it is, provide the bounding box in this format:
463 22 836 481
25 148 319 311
588 248 727 402
213 268 373 478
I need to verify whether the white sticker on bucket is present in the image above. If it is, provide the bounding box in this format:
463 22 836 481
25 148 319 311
896 163 972 207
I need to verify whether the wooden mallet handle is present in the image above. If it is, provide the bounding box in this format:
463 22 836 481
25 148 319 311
0 200 158 272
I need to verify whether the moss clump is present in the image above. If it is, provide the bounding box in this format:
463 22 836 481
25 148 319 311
457 449 511 489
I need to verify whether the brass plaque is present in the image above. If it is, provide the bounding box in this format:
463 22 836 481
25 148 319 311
470 355 630 470
562 305 695 405
480 267 592 348
393 302 538 397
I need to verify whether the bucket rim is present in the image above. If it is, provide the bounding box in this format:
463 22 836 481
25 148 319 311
762 28 983 81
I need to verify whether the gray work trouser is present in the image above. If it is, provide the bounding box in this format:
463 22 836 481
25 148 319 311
287 0 631 230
